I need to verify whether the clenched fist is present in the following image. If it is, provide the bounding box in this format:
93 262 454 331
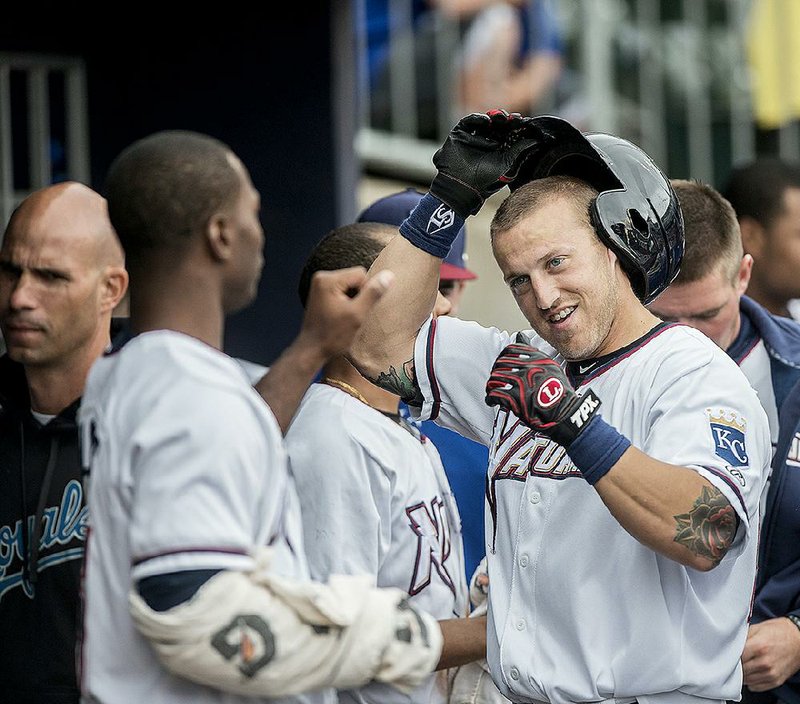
485 343 601 448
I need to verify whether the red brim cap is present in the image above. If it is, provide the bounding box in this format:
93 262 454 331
440 262 478 281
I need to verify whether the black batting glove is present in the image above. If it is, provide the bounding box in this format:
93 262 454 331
485 344 602 448
430 110 545 219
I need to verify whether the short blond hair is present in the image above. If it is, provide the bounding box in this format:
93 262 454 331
490 175 598 241
670 179 742 284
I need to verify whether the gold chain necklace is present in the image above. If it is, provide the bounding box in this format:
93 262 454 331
322 377 410 430
322 377 371 406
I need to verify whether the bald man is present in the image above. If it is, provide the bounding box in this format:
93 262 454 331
0 182 128 704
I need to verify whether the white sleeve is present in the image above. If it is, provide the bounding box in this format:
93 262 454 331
234 357 269 384
411 315 516 446
287 428 391 582
130 548 442 698
640 351 771 544
129 382 275 580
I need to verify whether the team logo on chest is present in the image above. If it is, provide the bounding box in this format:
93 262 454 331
0 480 87 600
406 497 456 597
708 409 749 467
490 416 581 481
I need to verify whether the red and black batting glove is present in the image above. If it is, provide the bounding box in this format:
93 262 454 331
430 110 545 219
485 344 602 448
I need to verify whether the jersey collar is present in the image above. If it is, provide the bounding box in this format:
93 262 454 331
566 321 676 386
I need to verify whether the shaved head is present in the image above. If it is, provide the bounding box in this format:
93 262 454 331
0 182 128 409
4 181 124 269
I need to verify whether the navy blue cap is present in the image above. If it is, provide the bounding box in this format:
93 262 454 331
357 188 477 280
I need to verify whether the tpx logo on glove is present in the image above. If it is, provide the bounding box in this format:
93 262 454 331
537 378 564 408
426 204 455 235
568 391 601 431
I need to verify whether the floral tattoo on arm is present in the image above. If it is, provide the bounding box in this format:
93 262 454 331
673 485 739 566
368 358 424 407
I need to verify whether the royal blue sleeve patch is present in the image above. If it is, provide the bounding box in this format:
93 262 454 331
707 409 749 467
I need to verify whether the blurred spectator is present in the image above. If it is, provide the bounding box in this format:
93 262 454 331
722 158 800 321
358 188 489 580
454 0 563 117
366 0 563 140
747 375 800 704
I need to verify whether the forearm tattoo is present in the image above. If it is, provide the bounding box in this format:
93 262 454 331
673 485 739 566
369 358 424 407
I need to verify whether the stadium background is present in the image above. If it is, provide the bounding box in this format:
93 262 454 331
1 0 798 361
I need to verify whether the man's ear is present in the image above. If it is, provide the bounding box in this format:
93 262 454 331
736 254 753 296
100 266 129 314
206 213 232 263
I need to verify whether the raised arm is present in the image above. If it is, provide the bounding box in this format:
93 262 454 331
256 266 393 433
485 344 741 571
350 110 545 402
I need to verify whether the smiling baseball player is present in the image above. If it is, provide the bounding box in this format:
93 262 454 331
349 111 771 704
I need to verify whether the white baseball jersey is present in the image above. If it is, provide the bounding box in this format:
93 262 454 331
738 340 780 447
285 382 469 704
787 298 800 322
78 331 328 704
410 316 771 704
737 339 778 519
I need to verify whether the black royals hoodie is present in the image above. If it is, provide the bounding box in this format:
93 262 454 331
0 353 85 703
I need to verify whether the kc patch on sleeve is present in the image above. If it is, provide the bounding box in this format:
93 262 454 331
707 409 749 468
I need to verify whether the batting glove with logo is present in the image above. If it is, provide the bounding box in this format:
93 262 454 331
485 344 602 448
430 110 545 219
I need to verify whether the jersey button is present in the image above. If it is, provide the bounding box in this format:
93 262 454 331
510 667 520 680
519 554 529 568
529 491 541 504
516 619 526 631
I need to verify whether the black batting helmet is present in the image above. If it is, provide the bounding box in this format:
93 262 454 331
512 116 684 304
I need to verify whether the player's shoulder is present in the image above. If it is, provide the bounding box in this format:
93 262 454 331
85 330 270 434
107 330 248 390
432 315 520 347
634 324 757 397
289 384 417 483
652 322 716 348
623 322 715 367
292 383 413 448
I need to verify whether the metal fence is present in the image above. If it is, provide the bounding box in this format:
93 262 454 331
356 0 800 187
0 53 89 229
4 2 800 222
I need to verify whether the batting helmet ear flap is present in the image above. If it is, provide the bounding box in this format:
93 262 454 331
590 187 683 303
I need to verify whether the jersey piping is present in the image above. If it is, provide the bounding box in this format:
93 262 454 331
567 321 679 386
425 316 442 420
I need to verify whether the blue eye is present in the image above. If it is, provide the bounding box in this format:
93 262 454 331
508 275 530 292
548 257 564 269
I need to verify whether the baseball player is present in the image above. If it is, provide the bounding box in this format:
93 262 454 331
286 221 469 704
357 189 489 582
349 111 772 704
77 131 447 704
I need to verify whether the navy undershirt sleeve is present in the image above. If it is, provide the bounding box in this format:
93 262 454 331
137 569 221 611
